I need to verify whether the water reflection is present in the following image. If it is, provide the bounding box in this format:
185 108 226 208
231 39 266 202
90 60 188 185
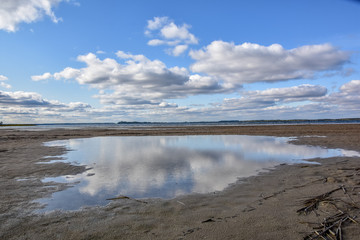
39 135 359 211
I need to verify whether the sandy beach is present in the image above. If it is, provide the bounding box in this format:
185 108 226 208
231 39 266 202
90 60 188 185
1 124 360 239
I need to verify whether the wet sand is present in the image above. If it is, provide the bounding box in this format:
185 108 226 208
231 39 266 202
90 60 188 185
1 124 360 239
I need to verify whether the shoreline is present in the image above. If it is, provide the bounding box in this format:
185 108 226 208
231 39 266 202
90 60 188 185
1 124 360 239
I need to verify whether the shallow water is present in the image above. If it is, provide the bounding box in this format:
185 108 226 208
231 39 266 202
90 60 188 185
38 135 360 211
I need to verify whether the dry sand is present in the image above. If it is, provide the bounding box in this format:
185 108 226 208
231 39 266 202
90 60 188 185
1 124 360 239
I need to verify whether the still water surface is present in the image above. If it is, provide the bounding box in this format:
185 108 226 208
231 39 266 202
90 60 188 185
38 135 359 211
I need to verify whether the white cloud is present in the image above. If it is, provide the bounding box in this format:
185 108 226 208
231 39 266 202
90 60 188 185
170 45 189 56
339 79 360 93
193 81 359 121
53 67 81 80
190 41 350 85
147 39 166 46
185 74 220 89
159 102 178 108
0 75 11 89
0 82 12 89
0 90 63 107
31 72 52 81
0 90 90 111
247 84 327 101
324 80 360 110
146 16 168 30
0 75 8 81
2 81 359 124
216 84 327 110
145 17 198 56
30 47 359 122
32 52 227 107
0 0 66 32
0 90 92 123
160 22 198 44
93 80 359 121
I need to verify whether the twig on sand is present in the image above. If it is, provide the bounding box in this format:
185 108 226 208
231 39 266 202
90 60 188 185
177 200 186 206
304 215 355 240
299 185 359 240
106 195 148 204
297 187 342 215
202 218 215 223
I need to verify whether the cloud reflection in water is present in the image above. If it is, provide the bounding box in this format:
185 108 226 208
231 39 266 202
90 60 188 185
40 135 359 211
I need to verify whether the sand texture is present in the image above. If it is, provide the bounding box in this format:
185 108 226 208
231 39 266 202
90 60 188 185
1 124 360 239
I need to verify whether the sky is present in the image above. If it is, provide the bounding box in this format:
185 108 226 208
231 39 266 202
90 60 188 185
0 0 360 123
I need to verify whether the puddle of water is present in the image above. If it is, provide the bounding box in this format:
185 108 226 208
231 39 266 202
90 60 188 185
37 135 360 211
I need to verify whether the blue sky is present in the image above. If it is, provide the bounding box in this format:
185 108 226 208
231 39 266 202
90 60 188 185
0 0 360 123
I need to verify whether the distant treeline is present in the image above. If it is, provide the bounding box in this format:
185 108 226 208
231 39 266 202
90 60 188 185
0 123 36 127
117 118 360 125
1 118 359 127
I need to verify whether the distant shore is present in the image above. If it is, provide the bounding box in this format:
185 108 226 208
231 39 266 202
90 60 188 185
1 117 360 128
0 124 36 127
117 118 360 125
1 124 360 239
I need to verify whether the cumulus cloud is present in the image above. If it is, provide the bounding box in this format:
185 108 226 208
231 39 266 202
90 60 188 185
339 79 360 93
324 80 360 109
108 80 359 121
216 84 328 110
185 74 221 89
147 39 166 46
30 48 358 122
53 67 80 80
2 80 359 123
160 22 198 44
31 72 52 81
247 84 327 101
190 41 350 85
195 81 360 121
145 17 198 56
0 90 92 123
0 90 64 107
146 16 168 31
0 0 66 32
32 52 226 107
96 50 106 54
170 45 189 57
0 82 12 89
0 75 11 89
0 90 92 111
0 75 8 81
